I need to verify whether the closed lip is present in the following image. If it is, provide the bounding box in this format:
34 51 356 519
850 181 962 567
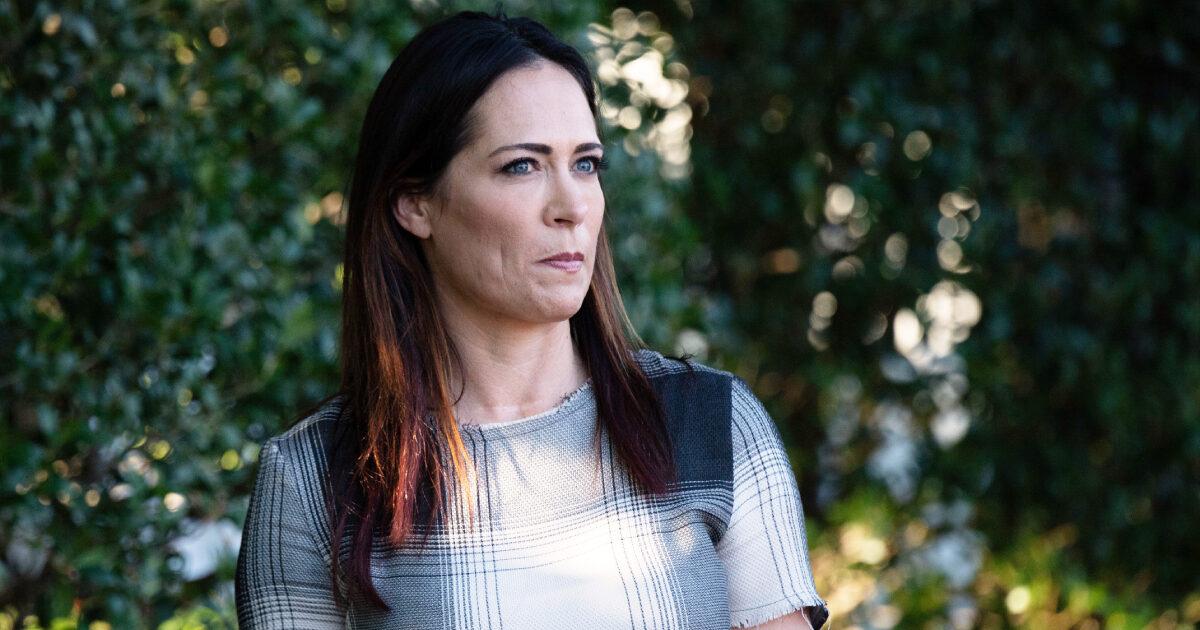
540 252 584 263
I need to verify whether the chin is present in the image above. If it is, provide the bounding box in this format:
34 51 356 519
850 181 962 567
529 292 589 322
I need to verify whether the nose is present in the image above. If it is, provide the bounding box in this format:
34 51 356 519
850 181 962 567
544 167 591 226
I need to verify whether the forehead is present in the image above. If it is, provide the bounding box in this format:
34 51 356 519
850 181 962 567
468 62 598 147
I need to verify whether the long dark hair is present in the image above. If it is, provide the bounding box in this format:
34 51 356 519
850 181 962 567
331 9 677 608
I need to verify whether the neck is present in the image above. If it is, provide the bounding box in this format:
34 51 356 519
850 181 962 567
436 293 589 426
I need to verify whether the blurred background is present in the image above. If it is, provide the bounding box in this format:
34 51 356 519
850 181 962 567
2 0 1199 627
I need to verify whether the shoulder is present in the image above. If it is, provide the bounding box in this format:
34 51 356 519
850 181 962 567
630 346 747 406
726 372 786 455
242 396 347 556
631 346 731 380
631 347 738 484
631 346 768 403
259 394 347 487
631 348 785 462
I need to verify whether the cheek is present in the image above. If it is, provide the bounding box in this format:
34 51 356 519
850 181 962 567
588 193 606 238
441 196 529 278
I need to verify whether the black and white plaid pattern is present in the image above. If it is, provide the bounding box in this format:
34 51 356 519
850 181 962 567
236 349 828 629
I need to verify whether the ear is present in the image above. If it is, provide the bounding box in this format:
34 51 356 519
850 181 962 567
392 193 434 239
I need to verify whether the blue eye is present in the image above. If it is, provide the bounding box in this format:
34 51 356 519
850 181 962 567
577 156 610 174
502 158 535 175
500 156 609 176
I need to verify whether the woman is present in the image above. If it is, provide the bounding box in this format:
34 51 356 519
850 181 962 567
235 9 828 629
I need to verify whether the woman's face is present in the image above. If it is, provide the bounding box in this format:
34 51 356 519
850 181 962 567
397 62 606 329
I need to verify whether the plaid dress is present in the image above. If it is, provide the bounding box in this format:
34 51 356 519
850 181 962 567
236 349 828 629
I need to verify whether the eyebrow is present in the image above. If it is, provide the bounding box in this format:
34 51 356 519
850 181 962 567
488 142 604 157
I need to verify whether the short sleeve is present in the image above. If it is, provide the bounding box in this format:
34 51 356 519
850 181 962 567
235 437 345 629
716 377 829 629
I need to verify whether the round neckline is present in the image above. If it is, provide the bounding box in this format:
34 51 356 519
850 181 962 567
456 378 594 437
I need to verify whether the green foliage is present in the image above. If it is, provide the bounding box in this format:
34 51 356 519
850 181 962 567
642 0 1200 625
3 0 1198 627
0 0 704 626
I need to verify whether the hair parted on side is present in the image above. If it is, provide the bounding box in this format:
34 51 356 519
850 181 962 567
323 8 679 609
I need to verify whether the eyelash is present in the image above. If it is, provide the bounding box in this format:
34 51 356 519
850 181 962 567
501 156 610 176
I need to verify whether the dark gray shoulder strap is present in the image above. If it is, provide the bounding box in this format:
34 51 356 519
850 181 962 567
647 365 734 485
